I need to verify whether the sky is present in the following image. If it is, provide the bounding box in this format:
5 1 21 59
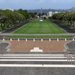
0 0 75 9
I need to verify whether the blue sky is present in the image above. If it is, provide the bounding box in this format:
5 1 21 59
0 0 75 9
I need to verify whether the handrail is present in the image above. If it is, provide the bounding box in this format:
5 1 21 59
0 33 75 36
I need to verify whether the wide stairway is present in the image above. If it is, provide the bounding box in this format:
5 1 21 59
0 53 75 67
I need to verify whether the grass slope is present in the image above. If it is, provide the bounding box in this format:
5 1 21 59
14 19 66 34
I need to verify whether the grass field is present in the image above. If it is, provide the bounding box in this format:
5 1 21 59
14 19 66 34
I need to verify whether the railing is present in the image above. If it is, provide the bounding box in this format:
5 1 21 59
0 33 75 39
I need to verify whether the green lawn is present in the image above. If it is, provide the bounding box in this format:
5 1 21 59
14 19 66 34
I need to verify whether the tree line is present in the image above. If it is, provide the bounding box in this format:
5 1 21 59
0 9 35 31
52 12 75 32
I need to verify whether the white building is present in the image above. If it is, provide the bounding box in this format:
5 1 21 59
48 11 59 17
48 11 53 17
54 11 59 14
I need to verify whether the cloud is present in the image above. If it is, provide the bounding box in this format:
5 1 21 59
0 0 75 9
0 0 75 4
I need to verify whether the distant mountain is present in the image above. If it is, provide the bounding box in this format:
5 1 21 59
28 9 65 14
28 7 75 14
68 7 75 12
